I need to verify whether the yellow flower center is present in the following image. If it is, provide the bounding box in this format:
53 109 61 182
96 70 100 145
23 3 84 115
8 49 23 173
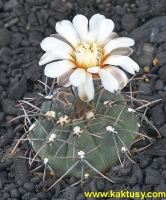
75 42 103 69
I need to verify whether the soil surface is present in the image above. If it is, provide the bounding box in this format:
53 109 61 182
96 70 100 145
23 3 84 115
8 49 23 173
0 0 166 199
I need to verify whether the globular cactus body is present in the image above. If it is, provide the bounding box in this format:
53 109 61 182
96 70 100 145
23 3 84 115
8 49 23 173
30 89 139 178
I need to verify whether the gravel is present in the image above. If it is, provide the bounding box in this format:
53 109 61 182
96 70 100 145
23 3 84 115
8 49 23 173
0 0 166 199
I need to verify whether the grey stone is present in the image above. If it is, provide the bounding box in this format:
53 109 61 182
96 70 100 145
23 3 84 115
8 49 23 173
0 28 10 47
159 124 166 137
122 13 138 33
138 82 152 96
151 105 165 126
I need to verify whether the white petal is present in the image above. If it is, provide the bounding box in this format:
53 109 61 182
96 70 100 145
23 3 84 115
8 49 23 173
102 66 128 89
77 72 94 102
96 19 114 46
103 55 139 74
85 32 96 44
39 52 59 66
87 67 100 73
75 52 84 67
102 32 119 47
73 15 88 42
89 14 105 41
57 69 75 87
104 37 135 57
52 49 74 61
108 47 133 57
56 20 80 48
50 34 74 48
69 68 86 86
45 60 76 78
40 37 73 54
98 68 119 92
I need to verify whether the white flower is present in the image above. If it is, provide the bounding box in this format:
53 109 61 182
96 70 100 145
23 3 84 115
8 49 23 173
39 14 139 102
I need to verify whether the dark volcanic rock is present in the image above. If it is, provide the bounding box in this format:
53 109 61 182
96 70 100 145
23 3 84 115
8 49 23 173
145 167 161 185
25 0 46 5
159 124 166 137
3 0 20 11
50 0 68 12
9 33 22 48
0 28 10 47
129 16 166 42
155 80 164 90
153 31 166 43
14 151 30 185
8 81 27 101
145 139 166 156
132 43 154 68
23 182 35 192
138 82 152 96
159 65 166 81
63 186 80 200
137 0 166 19
122 13 138 33
0 128 15 149
151 105 165 126
1 98 18 116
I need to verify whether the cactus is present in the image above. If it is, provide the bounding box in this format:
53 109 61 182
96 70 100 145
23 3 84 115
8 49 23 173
28 86 139 178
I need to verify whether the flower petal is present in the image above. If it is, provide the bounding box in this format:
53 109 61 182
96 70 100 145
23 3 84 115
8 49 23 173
52 49 74 61
56 20 80 48
74 52 84 67
102 32 119 47
69 68 86 86
50 34 74 48
87 66 100 73
103 37 135 57
39 52 59 66
77 72 94 102
107 47 133 57
57 69 75 87
103 55 139 74
98 68 119 92
40 37 73 54
102 66 128 89
45 60 76 78
89 14 105 41
73 14 88 42
96 19 114 46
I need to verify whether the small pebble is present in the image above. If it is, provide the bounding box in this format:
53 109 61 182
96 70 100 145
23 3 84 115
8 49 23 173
155 80 164 90
0 28 10 47
159 124 166 138
151 105 165 126
138 82 152 96
25 0 46 5
10 188 20 198
145 168 161 185
23 182 35 192
3 0 19 11
122 13 138 32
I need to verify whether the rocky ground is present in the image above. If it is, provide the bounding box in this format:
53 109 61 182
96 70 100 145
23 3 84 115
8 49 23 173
0 0 166 199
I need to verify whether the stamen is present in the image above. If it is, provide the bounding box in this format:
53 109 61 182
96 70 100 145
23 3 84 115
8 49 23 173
75 42 103 69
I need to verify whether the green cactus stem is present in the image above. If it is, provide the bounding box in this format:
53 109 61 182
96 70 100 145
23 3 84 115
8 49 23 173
29 88 139 178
